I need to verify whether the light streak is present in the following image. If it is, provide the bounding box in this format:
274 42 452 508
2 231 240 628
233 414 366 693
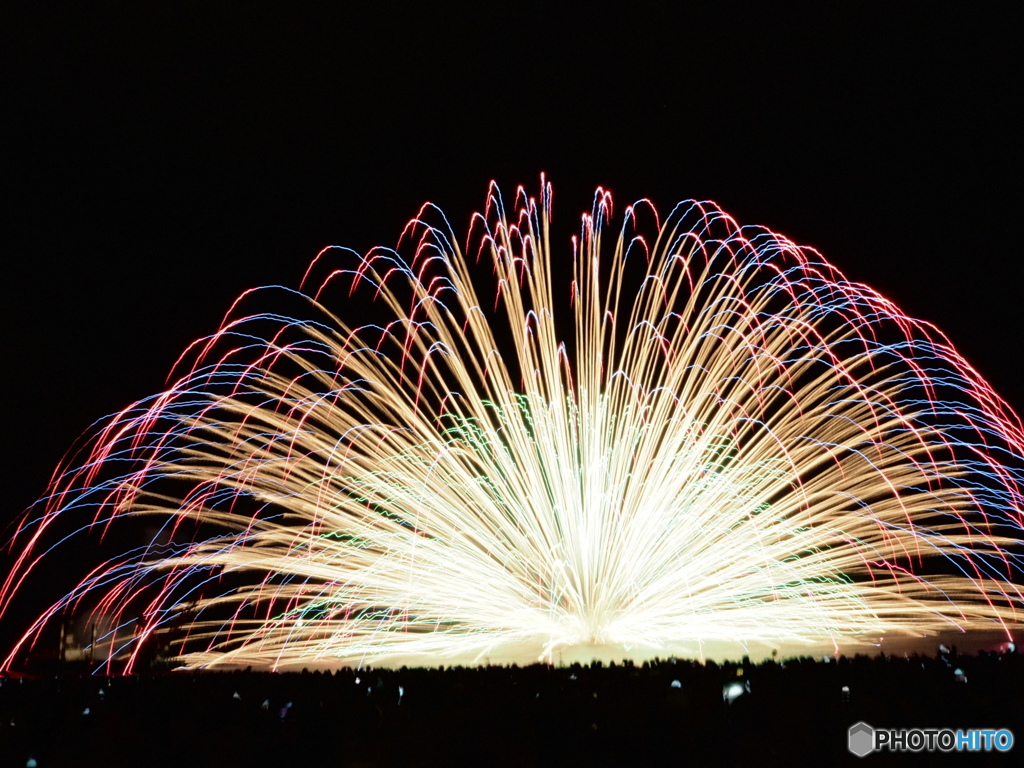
2 178 1023 671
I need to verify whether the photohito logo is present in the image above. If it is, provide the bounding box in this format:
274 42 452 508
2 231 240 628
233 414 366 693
848 722 1014 756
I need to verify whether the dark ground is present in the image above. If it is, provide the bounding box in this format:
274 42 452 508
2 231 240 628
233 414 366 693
2 651 1022 767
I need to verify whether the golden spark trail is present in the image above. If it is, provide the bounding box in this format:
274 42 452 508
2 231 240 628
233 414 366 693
2 179 1023 671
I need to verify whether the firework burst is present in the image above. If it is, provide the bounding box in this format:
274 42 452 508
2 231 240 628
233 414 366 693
3 178 1023 671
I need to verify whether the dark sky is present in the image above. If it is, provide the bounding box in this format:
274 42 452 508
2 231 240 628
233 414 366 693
3 3 1020 523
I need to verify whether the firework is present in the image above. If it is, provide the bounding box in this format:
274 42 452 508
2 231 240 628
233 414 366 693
3 179 1023 671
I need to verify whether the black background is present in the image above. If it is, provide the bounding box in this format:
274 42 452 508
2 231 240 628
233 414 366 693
3 2 1020 526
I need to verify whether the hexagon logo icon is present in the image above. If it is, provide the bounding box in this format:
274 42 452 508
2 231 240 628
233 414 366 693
848 721 875 757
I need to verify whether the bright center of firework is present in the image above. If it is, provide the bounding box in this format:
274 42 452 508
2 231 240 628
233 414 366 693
2 179 1022 672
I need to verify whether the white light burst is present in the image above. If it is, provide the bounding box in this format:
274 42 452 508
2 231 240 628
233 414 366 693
3 178 1024 670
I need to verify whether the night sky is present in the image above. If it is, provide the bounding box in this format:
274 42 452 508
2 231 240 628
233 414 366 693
4 4 1020 534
